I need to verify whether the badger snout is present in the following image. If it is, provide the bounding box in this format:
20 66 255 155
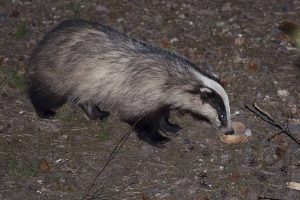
219 127 234 135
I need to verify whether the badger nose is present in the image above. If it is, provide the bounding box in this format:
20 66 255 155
223 128 234 135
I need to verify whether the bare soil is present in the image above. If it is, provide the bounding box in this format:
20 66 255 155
0 0 300 199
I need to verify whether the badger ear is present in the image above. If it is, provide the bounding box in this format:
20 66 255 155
200 88 213 93
200 87 213 101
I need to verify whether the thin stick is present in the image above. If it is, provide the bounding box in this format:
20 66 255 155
257 197 282 200
81 116 144 200
252 103 275 122
245 104 300 145
92 182 136 199
244 105 277 126
267 131 285 141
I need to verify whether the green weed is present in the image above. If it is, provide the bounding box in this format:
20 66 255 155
15 22 27 39
8 159 37 177
96 122 109 141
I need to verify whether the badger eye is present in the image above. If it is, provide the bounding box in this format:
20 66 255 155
220 115 224 118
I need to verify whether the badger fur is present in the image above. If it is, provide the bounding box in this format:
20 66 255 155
26 19 233 147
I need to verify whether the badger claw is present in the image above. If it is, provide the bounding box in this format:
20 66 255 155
137 131 170 147
159 119 182 136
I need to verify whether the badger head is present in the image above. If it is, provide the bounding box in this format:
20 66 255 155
197 86 233 135
175 71 234 135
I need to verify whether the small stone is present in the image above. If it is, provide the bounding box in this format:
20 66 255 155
264 95 270 101
61 134 68 139
277 89 289 97
117 17 124 23
96 5 108 13
216 21 225 27
234 36 246 46
178 13 186 19
245 129 252 136
222 3 232 12
170 37 178 44
198 9 216 16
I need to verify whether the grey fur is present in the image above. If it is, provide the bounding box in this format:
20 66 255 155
26 19 232 146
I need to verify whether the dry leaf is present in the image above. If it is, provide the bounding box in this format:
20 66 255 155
247 62 259 72
219 75 229 87
234 37 246 46
229 172 240 182
240 187 249 197
195 197 209 200
279 34 290 42
39 160 51 171
278 21 299 36
162 37 170 49
142 195 152 200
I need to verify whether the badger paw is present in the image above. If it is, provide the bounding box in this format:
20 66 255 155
138 131 170 148
159 121 183 137
37 110 57 119
80 103 110 120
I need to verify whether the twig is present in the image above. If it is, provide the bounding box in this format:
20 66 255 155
252 103 275 122
92 182 136 199
244 105 277 126
267 131 285 141
245 104 300 146
81 116 144 200
257 197 282 200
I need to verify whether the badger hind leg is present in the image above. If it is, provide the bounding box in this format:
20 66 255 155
79 102 110 120
28 85 66 119
158 112 182 136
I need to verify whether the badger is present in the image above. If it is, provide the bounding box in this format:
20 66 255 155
26 19 234 147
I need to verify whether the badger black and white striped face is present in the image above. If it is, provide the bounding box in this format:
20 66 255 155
190 70 233 134
199 87 230 128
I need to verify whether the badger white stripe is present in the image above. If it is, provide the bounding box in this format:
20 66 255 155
192 70 231 128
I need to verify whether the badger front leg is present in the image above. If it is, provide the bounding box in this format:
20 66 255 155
127 115 170 147
79 102 110 120
158 112 182 136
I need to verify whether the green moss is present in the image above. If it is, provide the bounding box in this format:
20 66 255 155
0 69 26 92
5 70 25 92
15 22 27 39
8 159 37 177
68 1 82 15
96 122 109 141
0 0 9 6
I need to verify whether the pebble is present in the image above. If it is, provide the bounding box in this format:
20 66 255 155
277 89 289 97
178 13 186 19
222 3 232 12
170 37 178 44
96 5 108 13
245 129 252 136
117 17 124 23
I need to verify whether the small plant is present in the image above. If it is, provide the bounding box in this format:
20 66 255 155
0 69 26 92
8 159 37 177
68 1 81 15
8 70 26 91
15 22 27 39
96 122 109 141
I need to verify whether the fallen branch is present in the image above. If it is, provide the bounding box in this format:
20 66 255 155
244 104 300 146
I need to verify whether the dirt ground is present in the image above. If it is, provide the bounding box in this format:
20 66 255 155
0 0 300 199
